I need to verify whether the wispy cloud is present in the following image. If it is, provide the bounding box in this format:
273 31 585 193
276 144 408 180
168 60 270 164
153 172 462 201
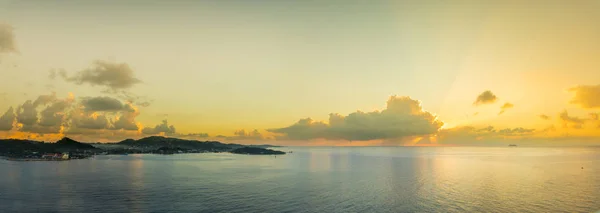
0 22 17 54
498 102 514 115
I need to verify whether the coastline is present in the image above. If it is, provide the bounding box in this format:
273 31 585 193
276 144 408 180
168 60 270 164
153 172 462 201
0 156 91 162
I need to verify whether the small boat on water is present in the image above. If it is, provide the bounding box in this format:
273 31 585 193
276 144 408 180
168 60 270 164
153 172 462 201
508 144 517 147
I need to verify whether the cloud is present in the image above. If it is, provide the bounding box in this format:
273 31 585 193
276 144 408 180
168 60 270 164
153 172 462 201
183 133 210 138
540 125 557 133
229 129 265 140
0 23 17 54
473 90 498 106
17 100 39 126
0 107 16 131
14 93 74 134
559 110 586 129
38 101 70 127
116 91 153 107
6 93 144 137
48 69 68 80
65 96 141 132
81 96 126 112
142 120 176 135
539 114 551 120
590 113 600 128
269 96 443 141
435 125 536 145
497 127 535 136
568 84 600 109
3 92 149 140
61 61 142 92
111 103 140 131
498 102 514 115
71 113 111 130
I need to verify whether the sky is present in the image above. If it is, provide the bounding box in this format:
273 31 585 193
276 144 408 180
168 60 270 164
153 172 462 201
0 0 599 146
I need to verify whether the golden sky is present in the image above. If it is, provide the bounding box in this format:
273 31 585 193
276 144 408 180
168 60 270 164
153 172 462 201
0 0 599 146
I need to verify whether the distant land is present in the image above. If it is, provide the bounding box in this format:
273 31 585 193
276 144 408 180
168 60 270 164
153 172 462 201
0 136 286 161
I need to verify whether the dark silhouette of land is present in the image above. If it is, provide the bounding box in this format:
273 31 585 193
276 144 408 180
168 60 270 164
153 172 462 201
0 136 286 161
231 147 285 155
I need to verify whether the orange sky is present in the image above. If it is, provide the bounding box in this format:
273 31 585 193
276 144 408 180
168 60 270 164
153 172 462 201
0 1 599 146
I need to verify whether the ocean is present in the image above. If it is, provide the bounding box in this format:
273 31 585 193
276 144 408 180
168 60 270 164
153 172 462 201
1 147 599 213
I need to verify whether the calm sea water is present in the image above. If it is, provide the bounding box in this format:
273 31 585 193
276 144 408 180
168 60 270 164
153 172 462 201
1 147 599 213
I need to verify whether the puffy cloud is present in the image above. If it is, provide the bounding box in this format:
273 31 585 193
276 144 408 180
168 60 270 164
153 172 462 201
61 61 142 92
71 113 110 130
17 100 39 126
0 23 17 54
3 92 148 140
498 102 514 115
559 110 585 129
142 120 176 135
15 93 73 134
229 129 265 140
473 90 498 106
38 101 70 127
539 114 551 120
269 96 444 141
568 85 600 109
81 96 126 112
0 107 16 131
111 104 140 131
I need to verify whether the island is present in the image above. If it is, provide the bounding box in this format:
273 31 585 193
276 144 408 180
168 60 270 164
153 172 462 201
231 147 286 155
0 136 286 161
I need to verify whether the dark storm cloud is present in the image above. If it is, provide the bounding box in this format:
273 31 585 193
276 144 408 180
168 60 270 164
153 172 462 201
61 61 142 91
0 107 16 131
473 90 498 106
568 84 600 109
269 96 444 141
0 23 17 54
81 96 126 112
498 102 514 115
142 120 176 135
